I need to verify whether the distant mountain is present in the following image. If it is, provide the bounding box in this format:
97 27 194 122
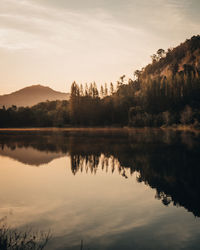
0 85 70 107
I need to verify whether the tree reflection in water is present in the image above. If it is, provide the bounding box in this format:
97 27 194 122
0 129 200 217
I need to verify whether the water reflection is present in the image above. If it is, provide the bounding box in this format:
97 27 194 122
0 129 200 218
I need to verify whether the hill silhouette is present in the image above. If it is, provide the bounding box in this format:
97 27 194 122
140 35 200 80
0 85 70 107
0 35 200 128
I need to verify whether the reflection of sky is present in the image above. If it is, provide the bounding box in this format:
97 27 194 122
0 0 200 94
0 154 200 249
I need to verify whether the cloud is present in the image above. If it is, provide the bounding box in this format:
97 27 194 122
0 0 152 60
0 0 199 52
0 0 199 93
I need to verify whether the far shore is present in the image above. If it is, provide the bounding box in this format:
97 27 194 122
0 125 199 133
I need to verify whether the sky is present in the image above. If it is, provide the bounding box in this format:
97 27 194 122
0 0 200 94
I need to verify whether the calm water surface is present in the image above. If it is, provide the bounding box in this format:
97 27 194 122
0 129 200 250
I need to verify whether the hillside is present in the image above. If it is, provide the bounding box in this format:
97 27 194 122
0 85 70 107
0 35 200 128
139 35 200 80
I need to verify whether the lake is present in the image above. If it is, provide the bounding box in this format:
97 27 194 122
0 128 200 250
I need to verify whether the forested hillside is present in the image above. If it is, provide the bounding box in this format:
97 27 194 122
67 35 200 127
0 35 200 128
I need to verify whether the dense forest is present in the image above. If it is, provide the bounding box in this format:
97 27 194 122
1 35 200 128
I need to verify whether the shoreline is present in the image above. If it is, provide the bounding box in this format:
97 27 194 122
0 125 199 133
160 125 200 134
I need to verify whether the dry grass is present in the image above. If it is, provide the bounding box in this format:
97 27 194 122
0 219 50 250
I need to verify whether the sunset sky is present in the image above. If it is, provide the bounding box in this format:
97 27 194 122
0 0 200 94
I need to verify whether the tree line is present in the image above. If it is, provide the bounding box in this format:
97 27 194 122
0 100 69 127
0 71 200 128
1 36 200 128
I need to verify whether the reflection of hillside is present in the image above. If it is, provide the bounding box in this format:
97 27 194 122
0 129 200 216
0 146 65 166
131 144 200 217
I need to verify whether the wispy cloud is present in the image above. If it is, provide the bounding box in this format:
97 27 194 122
0 0 199 93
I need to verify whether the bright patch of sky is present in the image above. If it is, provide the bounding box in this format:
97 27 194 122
0 0 199 94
